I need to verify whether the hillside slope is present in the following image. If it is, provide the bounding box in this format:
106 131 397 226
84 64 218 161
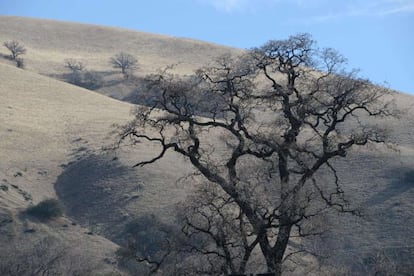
0 60 196 274
0 16 245 103
0 62 136 273
0 16 413 274
0 62 131 208
0 16 242 75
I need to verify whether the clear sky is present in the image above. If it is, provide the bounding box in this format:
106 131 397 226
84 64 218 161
1 0 413 93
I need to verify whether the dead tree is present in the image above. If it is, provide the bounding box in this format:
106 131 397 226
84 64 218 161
116 34 395 275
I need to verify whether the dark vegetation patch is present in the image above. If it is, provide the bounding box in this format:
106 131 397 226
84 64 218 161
25 199 64 220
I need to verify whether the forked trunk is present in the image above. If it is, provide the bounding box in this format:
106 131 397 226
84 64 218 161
260 223 292 276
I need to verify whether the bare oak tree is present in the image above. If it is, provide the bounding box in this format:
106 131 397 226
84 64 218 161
3 40 27 68
3 40 26 60
116 34 395 275
110 52 138 77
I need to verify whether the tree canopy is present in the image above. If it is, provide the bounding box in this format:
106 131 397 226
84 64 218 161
116 33 395 275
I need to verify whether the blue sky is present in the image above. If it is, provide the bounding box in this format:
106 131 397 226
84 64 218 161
1 0 413 93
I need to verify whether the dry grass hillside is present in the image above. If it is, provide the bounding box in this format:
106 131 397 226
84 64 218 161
0 16 243 102
0 62 129 274
0 60 194 274
0 16 413 274
0 16 241 75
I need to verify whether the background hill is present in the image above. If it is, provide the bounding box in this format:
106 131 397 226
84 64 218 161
0 16 243 103
0 16 241 74
0 16 413 274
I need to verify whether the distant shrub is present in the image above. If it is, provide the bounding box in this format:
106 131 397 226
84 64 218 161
64 58 85 72
26 199 64 220
14 171 23 177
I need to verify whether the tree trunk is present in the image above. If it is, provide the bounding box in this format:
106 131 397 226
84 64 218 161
274 223 292 275
260 223 292 275
259 151 293 275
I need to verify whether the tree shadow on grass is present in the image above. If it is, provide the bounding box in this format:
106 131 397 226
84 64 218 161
365 169 414 207
54 154 142 238
49 70 121 90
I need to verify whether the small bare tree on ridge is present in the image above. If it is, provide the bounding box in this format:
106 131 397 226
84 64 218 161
110 52 138 77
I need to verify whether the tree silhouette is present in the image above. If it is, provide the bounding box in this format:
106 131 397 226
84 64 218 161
116 34 395 275
110 52 138 77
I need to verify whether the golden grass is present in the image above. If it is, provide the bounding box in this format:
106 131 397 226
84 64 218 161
0 16 243 76
0 15 413 274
